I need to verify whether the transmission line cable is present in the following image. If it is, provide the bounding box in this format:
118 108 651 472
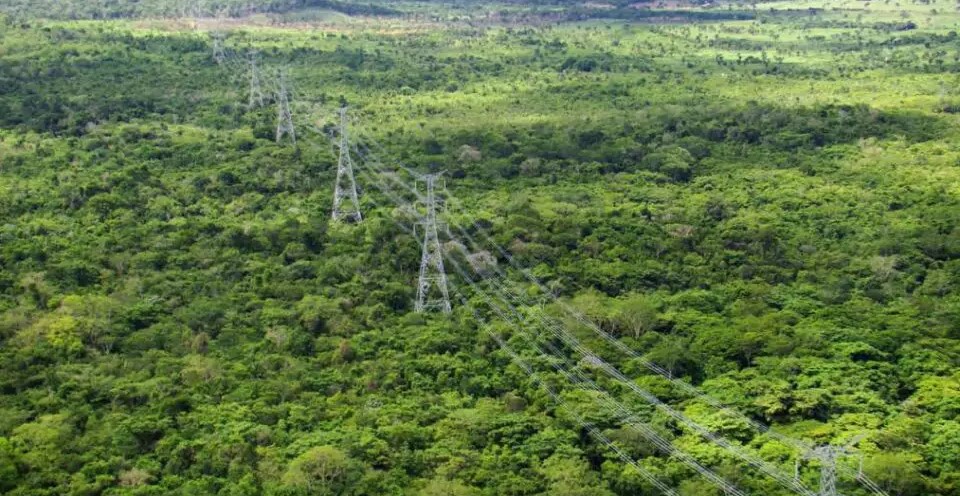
344 127 882 496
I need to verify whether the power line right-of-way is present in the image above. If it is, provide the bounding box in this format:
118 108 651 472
346 126 892 496
196 23 893 496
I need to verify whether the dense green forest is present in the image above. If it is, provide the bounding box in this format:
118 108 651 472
0 0 959 495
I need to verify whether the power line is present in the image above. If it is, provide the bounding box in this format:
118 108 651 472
247 51 265 109
331 106 362 223
305 120 883 496
348 153 745 496
347 132 823 496
456 285 681 496
347 129 891 496
329 150 682 496
275 68 296 145
211 31 226 64
448 258 748 496
278 82 888 496
800 436 867 496
444 245 811 496
414 172 452 313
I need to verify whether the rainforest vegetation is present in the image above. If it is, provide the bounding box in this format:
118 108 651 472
0 0 959 495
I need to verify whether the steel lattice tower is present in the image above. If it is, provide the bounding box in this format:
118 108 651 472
247 52 264 109
275 69 296 144
806 446 840 496
797 437 864 496
211 32 226 64
414 173 452 313
331 106 362 222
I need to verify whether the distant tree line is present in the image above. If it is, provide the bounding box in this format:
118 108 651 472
0 0 400 21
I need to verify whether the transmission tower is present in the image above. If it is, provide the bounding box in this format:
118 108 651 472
797 436 865 496
211 32 226 64
414 173 452 313
806 446 841 496
247 51 265 109
275 69 296 144
331 106 362 222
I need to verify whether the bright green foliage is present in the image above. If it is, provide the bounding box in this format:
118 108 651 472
0 0 959 495
282 446 357 494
